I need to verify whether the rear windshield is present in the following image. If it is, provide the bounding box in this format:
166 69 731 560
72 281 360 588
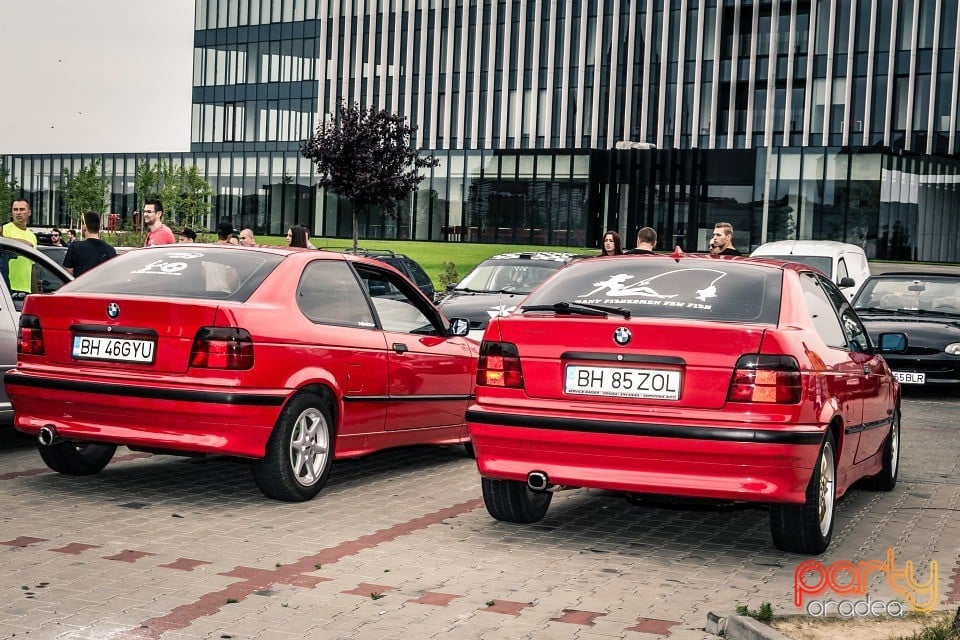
57 247 283 301
523 257 782 323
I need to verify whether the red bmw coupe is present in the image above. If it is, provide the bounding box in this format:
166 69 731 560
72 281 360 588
467 251 906 554
6 245 477 501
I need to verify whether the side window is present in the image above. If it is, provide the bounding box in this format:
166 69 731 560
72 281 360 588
0 248 68 312
356 265 440 335
296 260 375 328
836 258 849 281
405 260 432 290
800 272 847 349
819 274 872 352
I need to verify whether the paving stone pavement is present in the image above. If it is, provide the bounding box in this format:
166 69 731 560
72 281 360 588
1 387 958 640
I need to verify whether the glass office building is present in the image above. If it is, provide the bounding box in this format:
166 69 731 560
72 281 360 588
4 0 960 261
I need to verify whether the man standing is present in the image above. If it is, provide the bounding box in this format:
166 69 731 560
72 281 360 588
3 198 38 293
215 221 237 245
142 199 175 246
711 222 742 256
626 227 658 254
238 228 256 247
49 228 66 247
178 228 197 243
63 211 117 277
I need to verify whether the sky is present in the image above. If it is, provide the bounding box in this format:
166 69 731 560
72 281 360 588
0 0 195 155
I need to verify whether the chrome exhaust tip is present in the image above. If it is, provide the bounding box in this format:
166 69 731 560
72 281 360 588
37 426 59 447
527 470 549 491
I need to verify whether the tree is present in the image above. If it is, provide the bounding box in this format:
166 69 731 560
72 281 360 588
0 160 19 223
176 165 216 232
135 160 214 233
300 102 439 250
61 159 109 228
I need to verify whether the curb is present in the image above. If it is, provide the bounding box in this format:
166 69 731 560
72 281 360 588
706 612 793 640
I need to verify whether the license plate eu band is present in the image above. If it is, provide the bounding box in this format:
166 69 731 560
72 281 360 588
564 365 681 400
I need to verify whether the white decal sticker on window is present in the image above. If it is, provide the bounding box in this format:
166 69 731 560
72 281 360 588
133 259 189 276
578 268 727 305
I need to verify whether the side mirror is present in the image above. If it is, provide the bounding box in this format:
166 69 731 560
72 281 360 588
448 317 470 337
878 332 907 354
446 282 458 291
838 276 855 288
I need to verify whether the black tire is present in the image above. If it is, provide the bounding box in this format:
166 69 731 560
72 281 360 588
863 408 900 491
252 392 334 502
38 442 116 475
770 432 836 554
481 477 552 523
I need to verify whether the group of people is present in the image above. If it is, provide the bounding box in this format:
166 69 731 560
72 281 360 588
2 198 116 282
600 221 743 257
138 199 259 248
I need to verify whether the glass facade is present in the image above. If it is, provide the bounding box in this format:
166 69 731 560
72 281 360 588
4 0 960 261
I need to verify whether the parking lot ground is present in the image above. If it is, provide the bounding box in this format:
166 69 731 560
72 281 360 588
2 388 959 640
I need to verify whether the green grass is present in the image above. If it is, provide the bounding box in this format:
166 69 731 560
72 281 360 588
260 236 595 290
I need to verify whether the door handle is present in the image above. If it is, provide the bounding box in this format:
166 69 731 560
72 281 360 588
392 343 408 354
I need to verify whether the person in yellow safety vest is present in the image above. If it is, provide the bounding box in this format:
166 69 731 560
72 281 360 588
2 198 39 293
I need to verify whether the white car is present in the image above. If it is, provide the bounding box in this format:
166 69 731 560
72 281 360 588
750 240 871 301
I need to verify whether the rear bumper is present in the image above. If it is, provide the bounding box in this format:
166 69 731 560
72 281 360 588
467 408 825 505
5 369 287 458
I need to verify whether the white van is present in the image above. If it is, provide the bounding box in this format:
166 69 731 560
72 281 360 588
750 240 871 301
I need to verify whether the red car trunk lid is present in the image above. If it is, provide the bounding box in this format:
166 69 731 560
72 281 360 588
496 316 766 410
26 294 223 375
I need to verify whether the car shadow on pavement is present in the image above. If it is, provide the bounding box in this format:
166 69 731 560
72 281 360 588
12 443 475 508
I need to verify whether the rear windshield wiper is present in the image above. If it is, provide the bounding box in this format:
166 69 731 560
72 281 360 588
522 301 631 319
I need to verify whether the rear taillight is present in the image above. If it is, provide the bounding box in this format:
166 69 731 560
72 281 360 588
477 341 524 388
728 354 801 404
189 327 254 370
17 315 44 355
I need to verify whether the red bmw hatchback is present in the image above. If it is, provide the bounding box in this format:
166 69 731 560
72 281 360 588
6 245 477 501
467 252 905 554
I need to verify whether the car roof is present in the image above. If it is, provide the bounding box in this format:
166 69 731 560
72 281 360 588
484 251 579 262
751 240 866 257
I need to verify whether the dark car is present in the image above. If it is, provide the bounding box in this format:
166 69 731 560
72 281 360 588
0 238 73 425
852 272 960 386
437 252 579 341
339 248 435 300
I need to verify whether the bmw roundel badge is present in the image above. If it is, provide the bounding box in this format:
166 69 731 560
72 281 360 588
106 303 120 319
613 326 631 346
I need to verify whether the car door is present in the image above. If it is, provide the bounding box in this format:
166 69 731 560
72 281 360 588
0 241 72 423
354 263 476 431
295 259 390 436
799 272 865 462
819 275 895 463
